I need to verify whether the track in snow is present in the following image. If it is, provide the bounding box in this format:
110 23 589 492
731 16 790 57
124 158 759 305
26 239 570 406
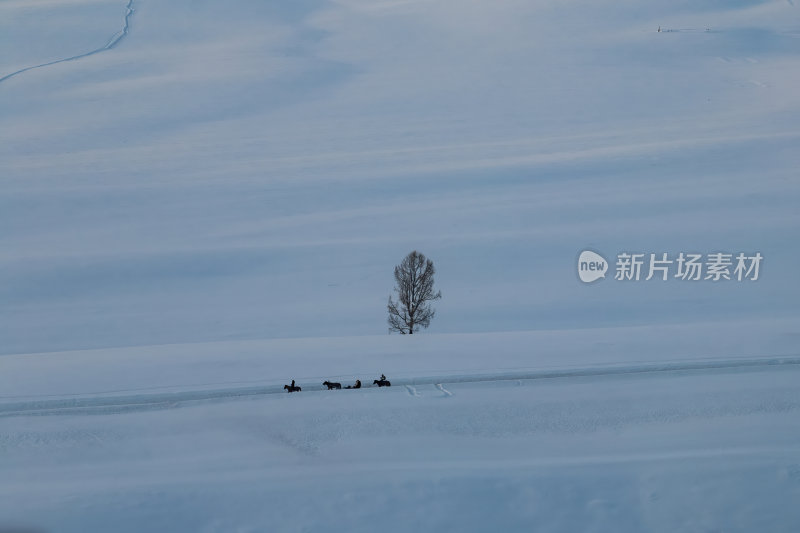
0 0 135 85
435 383 453 397
2 355 798 418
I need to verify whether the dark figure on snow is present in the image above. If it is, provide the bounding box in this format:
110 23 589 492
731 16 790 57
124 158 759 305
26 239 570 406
346 379 362 389
374 375 391 387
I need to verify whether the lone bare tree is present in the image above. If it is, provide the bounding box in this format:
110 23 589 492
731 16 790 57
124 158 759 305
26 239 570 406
387 251 442 334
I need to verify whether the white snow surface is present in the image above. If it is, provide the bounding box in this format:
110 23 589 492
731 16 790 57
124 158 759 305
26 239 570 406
2 336 800 532
1 0 799 353
2 0 800 531
2 324 800 532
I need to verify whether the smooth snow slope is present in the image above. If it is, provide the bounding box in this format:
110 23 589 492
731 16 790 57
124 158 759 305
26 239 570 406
0 318 797 400
1 0 799 354
2 360 799 532
2 323 799 532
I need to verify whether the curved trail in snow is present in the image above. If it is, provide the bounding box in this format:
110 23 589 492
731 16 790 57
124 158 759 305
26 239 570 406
0 0 135 85
2 355 799 418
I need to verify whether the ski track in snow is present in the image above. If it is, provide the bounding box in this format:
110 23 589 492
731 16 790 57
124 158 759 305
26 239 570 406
0 0 135 85
2 355 799 418
435 383 452 397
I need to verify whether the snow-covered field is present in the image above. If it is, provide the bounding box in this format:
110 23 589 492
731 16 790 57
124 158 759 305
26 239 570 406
2 0 799 531
3 356 800 533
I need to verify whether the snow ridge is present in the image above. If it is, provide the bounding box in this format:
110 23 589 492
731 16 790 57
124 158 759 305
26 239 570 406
0 0 135 85
3 355 798 418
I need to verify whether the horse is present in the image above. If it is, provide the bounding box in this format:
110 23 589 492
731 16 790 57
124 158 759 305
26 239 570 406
284 384 301 393
323 380 342 390
373 379 391 387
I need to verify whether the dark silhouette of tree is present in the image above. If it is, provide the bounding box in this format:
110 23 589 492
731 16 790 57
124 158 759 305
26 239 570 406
387 251 442 334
